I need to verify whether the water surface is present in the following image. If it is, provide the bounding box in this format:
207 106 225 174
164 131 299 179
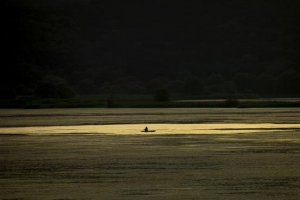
1 108 300 200
1 123 300 135
1 108 300 127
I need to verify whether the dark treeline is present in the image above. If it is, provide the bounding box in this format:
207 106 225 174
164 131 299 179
2 0 300 100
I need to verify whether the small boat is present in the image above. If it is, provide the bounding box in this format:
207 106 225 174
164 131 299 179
141 130 156 132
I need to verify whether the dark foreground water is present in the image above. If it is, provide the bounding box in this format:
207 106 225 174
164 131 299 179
1 131 300 200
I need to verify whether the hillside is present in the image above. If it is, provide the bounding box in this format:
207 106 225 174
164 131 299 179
2 0 300 100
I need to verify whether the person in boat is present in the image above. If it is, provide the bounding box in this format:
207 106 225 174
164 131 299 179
144 126 148 132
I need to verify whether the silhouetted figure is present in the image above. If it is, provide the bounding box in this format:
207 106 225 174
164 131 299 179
144 126 148 132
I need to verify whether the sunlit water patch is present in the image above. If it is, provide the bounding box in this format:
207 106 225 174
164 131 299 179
0 123 300 135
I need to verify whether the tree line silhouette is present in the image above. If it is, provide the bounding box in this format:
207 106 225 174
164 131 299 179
2 0 300 100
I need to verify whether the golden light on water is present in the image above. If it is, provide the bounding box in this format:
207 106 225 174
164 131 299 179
0 123 300 135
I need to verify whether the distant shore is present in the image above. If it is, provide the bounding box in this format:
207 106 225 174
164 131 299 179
1 95 300 109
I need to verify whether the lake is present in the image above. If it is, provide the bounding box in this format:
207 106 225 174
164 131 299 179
1 108 300 200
